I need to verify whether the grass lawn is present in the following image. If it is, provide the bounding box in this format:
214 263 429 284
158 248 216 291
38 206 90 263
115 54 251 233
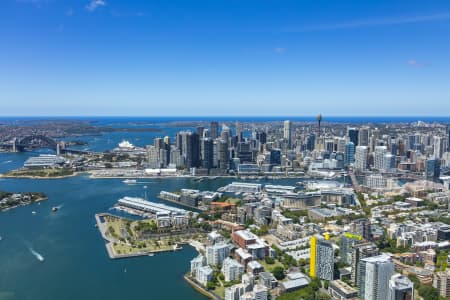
213 285 225 298
258 259 284 273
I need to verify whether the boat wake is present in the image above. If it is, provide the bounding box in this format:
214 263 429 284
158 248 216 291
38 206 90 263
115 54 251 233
29 247 45 262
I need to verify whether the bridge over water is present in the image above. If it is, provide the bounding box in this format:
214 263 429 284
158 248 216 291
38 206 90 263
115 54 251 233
0 135 93 155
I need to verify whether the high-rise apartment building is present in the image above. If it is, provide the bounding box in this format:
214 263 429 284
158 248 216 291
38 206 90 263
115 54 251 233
433 269 450 298
351 242 379 286
359 254 394 300
284 120 293 149
355 146 368 171
206 242 229 266
388 274 414 300
310 234 334 281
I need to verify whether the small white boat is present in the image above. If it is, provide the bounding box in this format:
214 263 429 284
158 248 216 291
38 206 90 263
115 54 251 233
32 211 36 215
30 248 44 262
148 253 154 257
123 179 137 184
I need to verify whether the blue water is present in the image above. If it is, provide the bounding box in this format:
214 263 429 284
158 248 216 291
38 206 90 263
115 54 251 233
0 149 307 300
0 166 214 300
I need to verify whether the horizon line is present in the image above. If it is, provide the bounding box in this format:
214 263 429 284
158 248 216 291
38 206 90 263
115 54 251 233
1 115 450 118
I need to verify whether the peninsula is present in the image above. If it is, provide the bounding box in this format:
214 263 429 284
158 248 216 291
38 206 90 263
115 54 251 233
0 191 48 211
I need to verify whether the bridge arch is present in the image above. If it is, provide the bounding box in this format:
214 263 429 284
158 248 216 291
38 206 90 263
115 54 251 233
17 135 58 151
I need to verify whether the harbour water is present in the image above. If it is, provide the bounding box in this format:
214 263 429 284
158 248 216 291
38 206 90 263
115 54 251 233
0 153 304 300
0 169 214 300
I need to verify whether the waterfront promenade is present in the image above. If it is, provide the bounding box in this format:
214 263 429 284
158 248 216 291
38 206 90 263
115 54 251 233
184 275 221 300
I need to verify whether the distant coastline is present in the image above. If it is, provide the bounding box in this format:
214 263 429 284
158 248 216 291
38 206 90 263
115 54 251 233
1 115 450 124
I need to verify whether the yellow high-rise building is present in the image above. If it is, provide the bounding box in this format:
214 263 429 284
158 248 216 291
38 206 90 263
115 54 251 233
309 235 317 278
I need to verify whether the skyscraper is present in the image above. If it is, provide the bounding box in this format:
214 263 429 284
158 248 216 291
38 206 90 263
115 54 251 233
426 158 441 181
345 142 356 165
284 120 293 149
255 130 267 144
447 126 450 152
351 242 379 286
310 234 334 281
210 121 219 139
235 122 244 143
359 127 370 147
355 146 368 172
348 128 359 146
433 136 445 159
201 138 214 169
221 124 231 141
388 274 414 300
306 133 315 151
317 114 322 137
179 131 200 169
359 255 394 300
196 126 205 138
217 139 229 170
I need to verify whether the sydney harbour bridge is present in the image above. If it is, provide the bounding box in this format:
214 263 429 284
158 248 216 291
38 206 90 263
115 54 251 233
0 135 90 155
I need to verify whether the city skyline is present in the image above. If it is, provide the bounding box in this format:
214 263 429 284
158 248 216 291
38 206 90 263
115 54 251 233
1 0 450 116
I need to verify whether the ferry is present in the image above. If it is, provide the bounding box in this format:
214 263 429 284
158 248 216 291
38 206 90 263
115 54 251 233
123 179 137 184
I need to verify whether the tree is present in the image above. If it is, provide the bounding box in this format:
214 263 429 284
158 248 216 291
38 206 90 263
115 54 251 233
265 256 275 265
298 258 307 266
272 266 285 280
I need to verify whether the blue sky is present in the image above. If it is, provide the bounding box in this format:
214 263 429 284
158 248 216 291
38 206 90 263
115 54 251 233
1 0 450 116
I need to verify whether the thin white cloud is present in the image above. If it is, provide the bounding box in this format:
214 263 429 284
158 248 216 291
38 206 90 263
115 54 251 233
66 8 74 16
110 10 148 17
283 12 450 32
407 59 430 68
274 47 286 54
86 0 106 12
